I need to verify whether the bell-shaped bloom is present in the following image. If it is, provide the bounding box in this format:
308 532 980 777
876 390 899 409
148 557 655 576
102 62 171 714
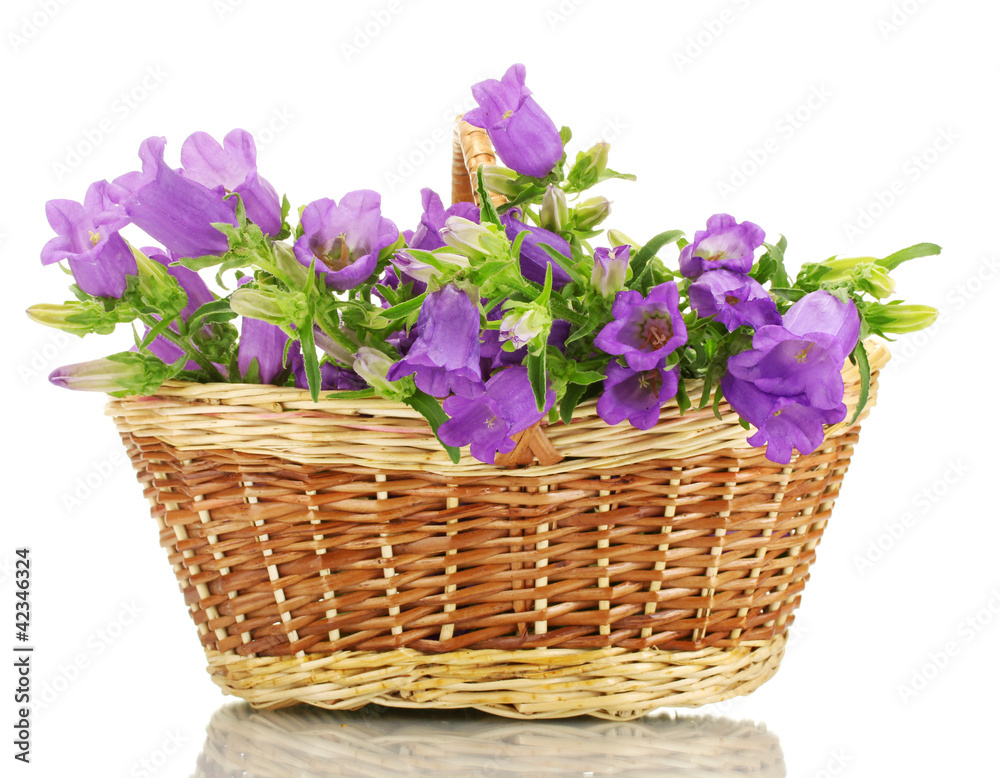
41 180 137 298
386 284 483 398
238 317 289 384
293 191 399 291
180 129 282 236
110 137 239 259
597 361 680 430
408 188 480 251
678 214 765 278
594 282 688 371
721 292 860 464
438 366 555 464
501 208 572 287
591 245 630 298
780 290 860 363
463 63 563 179
689 269 781 331
721 369 848 465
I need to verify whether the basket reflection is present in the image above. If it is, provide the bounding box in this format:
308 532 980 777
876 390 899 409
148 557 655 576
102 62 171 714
193 703 786 777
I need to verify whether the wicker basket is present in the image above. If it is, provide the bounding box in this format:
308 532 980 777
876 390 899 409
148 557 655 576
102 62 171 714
106 120 889 720
193 704 787 777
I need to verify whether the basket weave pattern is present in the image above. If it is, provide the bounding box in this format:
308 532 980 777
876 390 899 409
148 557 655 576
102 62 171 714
105 121 889 717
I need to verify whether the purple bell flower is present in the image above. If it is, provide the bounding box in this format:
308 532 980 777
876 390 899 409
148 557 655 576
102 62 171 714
41 180 137 298
689 269 781 331
180 129 282 236
591 245 630 298
463 64 563 179
438 366 555 464
596 361 680 430
501 208 572 288
386 284 483 398
678 214 765 278
409 188 480 251
720 292 862 464
293 191 399 291
594 282 688 371
110 137 239 259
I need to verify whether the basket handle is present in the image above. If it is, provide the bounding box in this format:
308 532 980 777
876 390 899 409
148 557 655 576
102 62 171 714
451 117 563 468
451 117 508 208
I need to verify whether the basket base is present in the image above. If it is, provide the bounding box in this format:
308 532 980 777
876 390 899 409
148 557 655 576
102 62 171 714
205 633 786 720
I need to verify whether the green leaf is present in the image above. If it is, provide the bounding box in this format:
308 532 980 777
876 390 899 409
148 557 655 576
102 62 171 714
185 299 237 333
559 382 588 424
769 287 807 302
527 349 548 412
876 242 941 271
405 390 461 463
476 167 503 228
298 316 322 402
630 230 684 290
547 295 587 326
324 388 376 400
848 341 871 426
380 292 428 323
536 242 587 287
675 378 691 415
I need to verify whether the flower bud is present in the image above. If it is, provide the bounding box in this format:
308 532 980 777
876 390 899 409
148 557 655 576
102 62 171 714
230 287 285 325
440 216 509 260
574 196 612 231
866 303 938 334
132 246 186 316
49 352 169 395
314 327 356 365
26 302 118 336
607 229 636 248
273 241 311 288
499 305 552 353
391 250 470 284
481 165 521 199
353 346 413 400
591 245 630 298
856 264 896 299
580 141 610 178
540 185 569 232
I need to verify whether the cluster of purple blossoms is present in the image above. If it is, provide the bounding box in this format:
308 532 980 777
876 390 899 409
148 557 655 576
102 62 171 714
36 62 876 470
721 291 860 464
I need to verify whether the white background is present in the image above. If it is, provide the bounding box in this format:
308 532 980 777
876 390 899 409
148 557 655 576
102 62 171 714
3 0 999 775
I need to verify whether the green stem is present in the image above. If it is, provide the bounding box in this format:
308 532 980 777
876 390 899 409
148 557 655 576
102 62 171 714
138 314 226 382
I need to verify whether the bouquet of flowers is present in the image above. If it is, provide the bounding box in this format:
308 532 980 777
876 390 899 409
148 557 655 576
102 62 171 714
29 63 937 466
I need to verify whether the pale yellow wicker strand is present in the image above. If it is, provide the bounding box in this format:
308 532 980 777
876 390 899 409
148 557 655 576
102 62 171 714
204 634 784 721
